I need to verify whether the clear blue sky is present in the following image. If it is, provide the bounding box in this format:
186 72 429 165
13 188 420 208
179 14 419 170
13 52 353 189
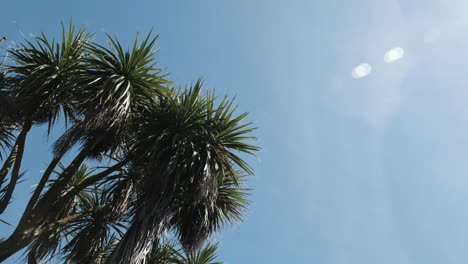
2 0 468 263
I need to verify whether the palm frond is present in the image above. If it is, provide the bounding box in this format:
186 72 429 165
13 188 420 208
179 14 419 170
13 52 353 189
177 242 222 264
59 166 131 264
146 241 178 264
170 173 249 252
7 21 91 130
61 187 126 264
148 242 222 264
53 31 169 158
0 68 19 157
108 81 257 262
147 241 223 264
136 82 255 251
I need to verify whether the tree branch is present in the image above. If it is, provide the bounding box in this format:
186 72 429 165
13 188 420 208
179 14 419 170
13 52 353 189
0 144 18 188
0 119 32 214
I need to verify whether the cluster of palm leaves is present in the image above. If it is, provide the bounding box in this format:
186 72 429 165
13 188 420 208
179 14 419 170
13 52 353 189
148 241 222 264
0 22 257 264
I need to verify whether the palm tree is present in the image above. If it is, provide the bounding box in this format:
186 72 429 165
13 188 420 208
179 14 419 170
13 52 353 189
0 24 97 261
0 23 258 263
0 22 91 214
106 83 257 263
16 33 170 263
32 30 169 220
1 28 168 259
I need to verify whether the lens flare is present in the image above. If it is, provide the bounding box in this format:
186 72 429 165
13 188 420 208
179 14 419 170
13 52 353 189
384 47 404 63
352 63 372 79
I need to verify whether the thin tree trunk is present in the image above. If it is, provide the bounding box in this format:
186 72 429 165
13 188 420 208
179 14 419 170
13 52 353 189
0 223 34 262
0 144 18 187
0 119 32 214
23 154 63 215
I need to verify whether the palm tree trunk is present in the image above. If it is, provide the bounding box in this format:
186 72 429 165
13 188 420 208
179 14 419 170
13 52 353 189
0 119 32 214
23 154 63 215
0 222 34 262
0 144 18 187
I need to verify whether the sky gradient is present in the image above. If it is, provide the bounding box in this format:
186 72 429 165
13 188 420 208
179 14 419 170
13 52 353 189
2 0 468 263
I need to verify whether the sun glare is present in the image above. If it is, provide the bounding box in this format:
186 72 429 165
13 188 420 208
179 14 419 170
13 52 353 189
352 63 372 79
384 47 405 63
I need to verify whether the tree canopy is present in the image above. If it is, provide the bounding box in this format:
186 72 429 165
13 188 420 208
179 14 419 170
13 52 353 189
0 22 258 264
